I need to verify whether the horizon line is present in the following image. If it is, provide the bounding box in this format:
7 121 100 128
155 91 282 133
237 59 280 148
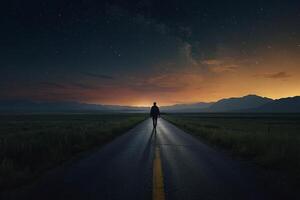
2 94 300 107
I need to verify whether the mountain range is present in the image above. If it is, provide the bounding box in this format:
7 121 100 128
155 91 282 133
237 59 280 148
0 95 300 113
207 95 273 112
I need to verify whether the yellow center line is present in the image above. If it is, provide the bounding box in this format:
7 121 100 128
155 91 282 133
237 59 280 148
153 145 166 200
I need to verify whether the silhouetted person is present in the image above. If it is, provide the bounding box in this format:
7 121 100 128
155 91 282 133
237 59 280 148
150 102 160 129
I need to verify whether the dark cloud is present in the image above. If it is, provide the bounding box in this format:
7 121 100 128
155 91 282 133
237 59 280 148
70 82 103 90
263 72 291 79
41 80 105 90
81 72 114 80
130 84 182 93
39 82 67 88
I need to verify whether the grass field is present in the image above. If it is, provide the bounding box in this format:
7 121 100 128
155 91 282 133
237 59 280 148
0 113 147 190
163 113 300 175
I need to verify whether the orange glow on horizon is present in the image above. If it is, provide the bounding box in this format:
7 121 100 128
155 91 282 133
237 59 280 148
100 50 300 106
3 47 299 106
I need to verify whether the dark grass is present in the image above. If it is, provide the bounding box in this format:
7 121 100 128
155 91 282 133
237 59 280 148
0 113 147 190
163 113 300 176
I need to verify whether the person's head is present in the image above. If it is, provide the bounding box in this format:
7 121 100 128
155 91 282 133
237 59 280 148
153 102 156 106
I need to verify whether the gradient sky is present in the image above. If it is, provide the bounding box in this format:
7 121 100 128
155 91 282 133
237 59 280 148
1 0 300 106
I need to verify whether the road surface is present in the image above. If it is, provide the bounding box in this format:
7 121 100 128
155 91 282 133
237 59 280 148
9 118 273 200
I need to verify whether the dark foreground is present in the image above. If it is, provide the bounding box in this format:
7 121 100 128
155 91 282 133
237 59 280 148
0 114 147 189
2 118 297 200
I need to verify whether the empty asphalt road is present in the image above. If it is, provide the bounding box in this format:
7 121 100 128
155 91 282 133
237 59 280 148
8 118 273 200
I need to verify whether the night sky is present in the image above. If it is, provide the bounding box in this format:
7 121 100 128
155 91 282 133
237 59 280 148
1 0 300 105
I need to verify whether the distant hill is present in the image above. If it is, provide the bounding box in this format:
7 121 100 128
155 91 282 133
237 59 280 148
161 102 213 113
1 95 300 113
253 96 300 112
208 95 273 112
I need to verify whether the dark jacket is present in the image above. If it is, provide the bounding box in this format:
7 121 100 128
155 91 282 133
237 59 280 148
150 105 160 117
